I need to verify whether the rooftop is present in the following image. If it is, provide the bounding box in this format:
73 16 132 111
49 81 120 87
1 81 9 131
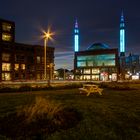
87 43 110 50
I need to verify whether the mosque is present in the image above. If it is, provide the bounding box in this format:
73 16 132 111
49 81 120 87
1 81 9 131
74 12 140 81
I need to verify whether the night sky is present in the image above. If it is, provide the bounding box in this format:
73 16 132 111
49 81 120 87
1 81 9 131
0 0 140 69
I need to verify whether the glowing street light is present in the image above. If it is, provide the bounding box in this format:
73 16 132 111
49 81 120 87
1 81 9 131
42 28 54 80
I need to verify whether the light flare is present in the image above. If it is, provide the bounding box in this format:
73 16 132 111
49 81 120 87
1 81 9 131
41 27 55 42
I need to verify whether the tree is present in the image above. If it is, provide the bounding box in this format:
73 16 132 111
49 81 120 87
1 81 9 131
57 68 69 79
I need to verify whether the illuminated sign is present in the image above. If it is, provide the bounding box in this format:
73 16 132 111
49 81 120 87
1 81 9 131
120 12 125 54
120 29 125 52
75 35 79 52
74 20 79 52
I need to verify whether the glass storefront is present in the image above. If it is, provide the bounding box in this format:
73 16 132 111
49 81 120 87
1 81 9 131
82 75 90 80
75 67 118 81
100 72 108 81
83 69 90 74
112 73 117 81
92 68 100 74
77 54 115 67
92 75 99 81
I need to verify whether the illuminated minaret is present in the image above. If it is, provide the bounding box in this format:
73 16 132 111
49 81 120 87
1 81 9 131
74 19 79 52
120 11 125 56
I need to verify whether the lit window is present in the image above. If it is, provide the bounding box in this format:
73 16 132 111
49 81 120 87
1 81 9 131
77 54 115 67
2 73 11 80
92 75 99 81
83 75 90 80
87 61 93 66
83 69 90 74
77 61 86 67
2 53 10 61
37 56 41 63
2 23 12 32
92 69 100 74
21 64 25 70
2 33 12 41
2 63 11 71
37 74 41 80
14 64 19 71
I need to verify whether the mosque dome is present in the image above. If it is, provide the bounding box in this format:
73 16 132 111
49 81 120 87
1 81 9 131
87 43 110 50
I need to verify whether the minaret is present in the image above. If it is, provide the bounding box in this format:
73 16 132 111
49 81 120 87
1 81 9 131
120 11 125 56
74 19 79 52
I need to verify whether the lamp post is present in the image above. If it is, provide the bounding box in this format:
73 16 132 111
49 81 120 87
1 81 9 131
44 37 47 80
43 29 54 81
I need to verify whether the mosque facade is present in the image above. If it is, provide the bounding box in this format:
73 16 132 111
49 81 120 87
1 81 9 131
74 13 140 81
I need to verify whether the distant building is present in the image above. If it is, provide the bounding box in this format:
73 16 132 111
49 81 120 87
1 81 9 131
54 69 74 80
0 18 54 82
74 12 140 81
119 13 140 80
120 53 140 80
74 43 119 81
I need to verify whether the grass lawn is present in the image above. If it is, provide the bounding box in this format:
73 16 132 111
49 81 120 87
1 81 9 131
0 86 140 140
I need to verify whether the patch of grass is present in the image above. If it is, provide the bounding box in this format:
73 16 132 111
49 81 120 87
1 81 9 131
0 82 140 139
0 97 82 139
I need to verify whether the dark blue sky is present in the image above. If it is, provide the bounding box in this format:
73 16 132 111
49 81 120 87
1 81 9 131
0 0 140 69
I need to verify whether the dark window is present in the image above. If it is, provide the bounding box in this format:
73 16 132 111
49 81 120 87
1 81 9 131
15 55 25 62
2 53 11 61
15 73 19 79
28 56 34 63
21 73 26 79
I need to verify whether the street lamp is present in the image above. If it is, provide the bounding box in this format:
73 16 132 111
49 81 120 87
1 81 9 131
43 29 54 80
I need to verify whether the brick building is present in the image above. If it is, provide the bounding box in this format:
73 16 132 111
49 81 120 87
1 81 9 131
0 18 54 82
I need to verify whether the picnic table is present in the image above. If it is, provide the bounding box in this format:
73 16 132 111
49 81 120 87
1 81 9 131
79 84 103 96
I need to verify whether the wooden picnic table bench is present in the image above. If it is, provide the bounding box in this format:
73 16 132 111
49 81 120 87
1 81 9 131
79 84 103 96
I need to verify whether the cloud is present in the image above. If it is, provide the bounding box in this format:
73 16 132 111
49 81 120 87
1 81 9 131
54 51 74 69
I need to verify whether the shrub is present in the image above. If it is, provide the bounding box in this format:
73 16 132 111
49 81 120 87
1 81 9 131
0 87 17 93
18 85 32 92
100 82 135 90
0 97 82 138
17 97 63 122
0 82 83 93
53 83 83 90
